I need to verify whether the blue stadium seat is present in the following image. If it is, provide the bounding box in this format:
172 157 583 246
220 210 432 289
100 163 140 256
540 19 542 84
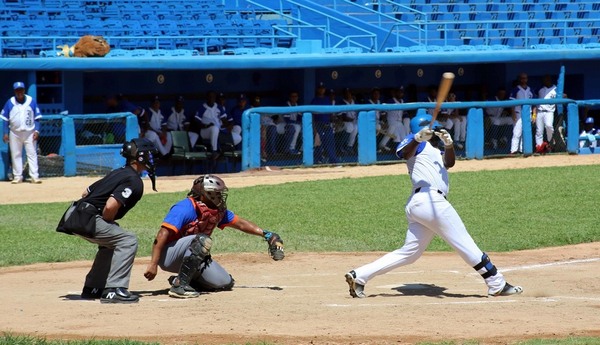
584 43 600 49
252 47 270 55
387 46 409 53
341 46 363 53
105 49 131 57
322 47 343 54
408 45 427 52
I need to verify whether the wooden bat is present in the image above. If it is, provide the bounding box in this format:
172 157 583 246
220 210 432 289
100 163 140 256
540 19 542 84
430 72 455 128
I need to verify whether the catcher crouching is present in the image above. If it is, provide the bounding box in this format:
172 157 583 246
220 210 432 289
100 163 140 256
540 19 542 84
144 174 285 298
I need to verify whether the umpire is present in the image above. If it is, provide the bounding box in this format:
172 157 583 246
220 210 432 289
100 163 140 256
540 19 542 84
57 138 158 304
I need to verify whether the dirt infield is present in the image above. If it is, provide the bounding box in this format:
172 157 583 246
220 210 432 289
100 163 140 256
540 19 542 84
1 154 600 345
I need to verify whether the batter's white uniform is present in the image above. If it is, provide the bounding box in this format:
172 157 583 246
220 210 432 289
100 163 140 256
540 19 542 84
351 140 507 295
509 85 533 153
535 85 557 147
1 94 42 181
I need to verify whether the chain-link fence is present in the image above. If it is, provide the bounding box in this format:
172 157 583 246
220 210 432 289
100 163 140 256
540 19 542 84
25 113 135 179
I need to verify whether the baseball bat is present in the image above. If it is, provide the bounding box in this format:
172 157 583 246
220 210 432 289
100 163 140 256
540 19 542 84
430 72 455 128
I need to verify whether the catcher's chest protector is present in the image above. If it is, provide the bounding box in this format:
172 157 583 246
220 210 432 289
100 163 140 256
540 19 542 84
181 201 224 238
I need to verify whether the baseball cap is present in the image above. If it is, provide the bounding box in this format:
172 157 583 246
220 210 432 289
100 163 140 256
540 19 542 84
238 93 247 101
13 81 25 90
317 82 326 88
585 117 595 124
176 95 184 102
151 95 160 103
218 92 226 99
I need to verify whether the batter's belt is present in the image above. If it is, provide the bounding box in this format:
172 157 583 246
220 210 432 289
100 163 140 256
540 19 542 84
414 187 447 199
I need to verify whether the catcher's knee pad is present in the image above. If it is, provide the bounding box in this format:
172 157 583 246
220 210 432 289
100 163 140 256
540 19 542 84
190 234 212 259
473 253 498 279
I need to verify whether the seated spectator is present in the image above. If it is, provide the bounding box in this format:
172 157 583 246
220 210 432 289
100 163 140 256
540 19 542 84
194 91 223 153
379 86 408 152
216 92 241 150
167 96 190 131
447 93 466 149
580 117 599 148
284 91 302 155
485 87 513 150
144 96 173 158
339 88 357 154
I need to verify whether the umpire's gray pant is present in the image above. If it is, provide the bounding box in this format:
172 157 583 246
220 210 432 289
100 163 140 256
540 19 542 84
65 205 138 290
159 235 232 290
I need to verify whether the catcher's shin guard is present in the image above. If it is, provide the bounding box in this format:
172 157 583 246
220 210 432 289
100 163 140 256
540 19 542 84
169 234 212 298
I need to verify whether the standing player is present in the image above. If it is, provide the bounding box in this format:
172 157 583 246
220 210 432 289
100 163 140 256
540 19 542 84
535 75 557 154
1 81 42 184
56 138 158 303
379 86 408 151
143 174 284 298
345 114 523 298
509 73 534 154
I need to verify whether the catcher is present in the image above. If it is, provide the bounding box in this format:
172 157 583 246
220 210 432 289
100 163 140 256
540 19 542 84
144 174 285 298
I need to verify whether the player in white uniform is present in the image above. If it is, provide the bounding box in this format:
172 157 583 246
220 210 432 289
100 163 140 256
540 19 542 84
195 91 223 153
485 87 513 150
379 87 408 151
144 96 173 157
535 75 557 154
509 73 534 154
340 88 358 153
1 82 42 184
345 114 523 298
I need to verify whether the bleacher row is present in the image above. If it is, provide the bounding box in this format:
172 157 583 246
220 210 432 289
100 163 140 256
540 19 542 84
389 0 600 48
0 0 294 55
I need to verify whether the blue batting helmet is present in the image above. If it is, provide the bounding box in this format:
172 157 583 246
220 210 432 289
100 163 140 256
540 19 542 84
585 117 594 124
410 113 441 133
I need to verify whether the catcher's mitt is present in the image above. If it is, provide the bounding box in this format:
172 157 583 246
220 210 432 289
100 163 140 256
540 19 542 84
263 231 284 261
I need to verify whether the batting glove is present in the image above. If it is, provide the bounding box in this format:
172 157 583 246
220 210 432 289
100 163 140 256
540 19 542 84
435 129 454 148
414 128 434 143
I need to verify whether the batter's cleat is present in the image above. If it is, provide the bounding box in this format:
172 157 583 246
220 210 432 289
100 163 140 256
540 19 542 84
100 287 139 304
30 178 42 184
11 178 23 184
169 278 200 299
345 270 366 298
489 282 523 297
81 286 103 299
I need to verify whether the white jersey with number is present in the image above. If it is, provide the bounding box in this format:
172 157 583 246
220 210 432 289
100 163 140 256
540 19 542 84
1 95 42 132
537 85 557 113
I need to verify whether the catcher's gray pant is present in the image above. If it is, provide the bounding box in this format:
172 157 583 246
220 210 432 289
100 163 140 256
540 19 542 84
66 205 138 290
159 234 233 290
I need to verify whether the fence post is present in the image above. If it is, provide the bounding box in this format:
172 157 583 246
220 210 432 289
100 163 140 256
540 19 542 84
466 108 484 159
62 116 77 176
567 103 579 153
0 138 8 181
521 105 533 156
241 110 261 170
357 110 376 165
125 114 138 141
302 112 314 166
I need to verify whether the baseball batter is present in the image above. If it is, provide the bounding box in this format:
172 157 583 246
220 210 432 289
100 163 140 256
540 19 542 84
345 114 523 298
1 81 42 183
144 175 284 298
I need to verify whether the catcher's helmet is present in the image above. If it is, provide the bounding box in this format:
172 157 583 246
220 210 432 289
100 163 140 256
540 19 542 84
410 113 442 134
188 175 229 211
121 138 158 191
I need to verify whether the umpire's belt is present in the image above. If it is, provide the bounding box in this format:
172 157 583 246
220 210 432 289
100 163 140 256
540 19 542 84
414 187 446 199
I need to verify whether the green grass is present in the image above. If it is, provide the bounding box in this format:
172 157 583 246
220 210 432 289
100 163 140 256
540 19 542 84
0 165 599 267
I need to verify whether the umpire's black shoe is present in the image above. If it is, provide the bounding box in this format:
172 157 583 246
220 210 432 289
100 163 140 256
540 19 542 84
81 286 103 299
100 287 139 304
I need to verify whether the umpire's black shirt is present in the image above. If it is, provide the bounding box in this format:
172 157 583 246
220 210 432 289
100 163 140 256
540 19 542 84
81 165 144 220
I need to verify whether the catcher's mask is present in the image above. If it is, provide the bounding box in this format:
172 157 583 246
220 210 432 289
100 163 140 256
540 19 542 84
188 175 229 211
121 138 158 191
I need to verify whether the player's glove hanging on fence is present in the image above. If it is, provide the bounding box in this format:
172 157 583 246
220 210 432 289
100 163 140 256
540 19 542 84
414 128 434 143
264 231 285 261
435 129 454 148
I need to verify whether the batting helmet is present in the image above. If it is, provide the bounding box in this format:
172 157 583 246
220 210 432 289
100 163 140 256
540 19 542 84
410 113 442 134
188 175 229 211
121 138 158 191
585 117 595 124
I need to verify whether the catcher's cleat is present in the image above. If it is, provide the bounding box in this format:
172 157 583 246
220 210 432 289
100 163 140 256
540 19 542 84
169 278 200 299
81 286 103 299
489 282 523 297
345 270 366 298
100 287 139 304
